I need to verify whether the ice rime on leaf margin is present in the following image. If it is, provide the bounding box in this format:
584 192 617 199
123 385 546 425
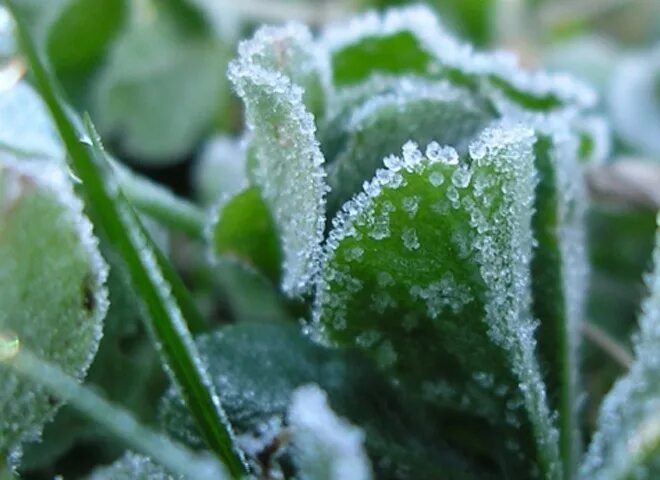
319 5 595 110
288 384 372 480
314 125 561 479
229 26 328 297
580 214 660 480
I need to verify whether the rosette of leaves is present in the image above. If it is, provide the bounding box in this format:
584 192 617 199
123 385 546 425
198 5 609 479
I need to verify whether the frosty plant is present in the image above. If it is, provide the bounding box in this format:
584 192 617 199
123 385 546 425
0 3 659 480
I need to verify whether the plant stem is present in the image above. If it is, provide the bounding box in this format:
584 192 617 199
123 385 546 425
0 344 229 480
582 321 634 370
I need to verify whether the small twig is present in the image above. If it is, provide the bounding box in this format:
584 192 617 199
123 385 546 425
581 321 634 370
586 159 660 211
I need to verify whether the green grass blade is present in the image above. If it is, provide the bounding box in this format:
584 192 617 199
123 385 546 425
6 2 246 475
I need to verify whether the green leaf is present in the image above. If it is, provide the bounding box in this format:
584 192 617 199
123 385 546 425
234 23 325 118
530 132 588 476
0 159 108 454
21 244 166 470
208 186 281 285
580 214 660 479
229 25 328 297
320 5 595 112
93 8 230 163
6 3 246 474
323 76 493 216
214 259 292 324
47 0 125 74
313 126 560 478
288 384 372 480
160 322 488 480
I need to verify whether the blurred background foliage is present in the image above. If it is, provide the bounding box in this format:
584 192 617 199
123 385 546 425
2 0 659 477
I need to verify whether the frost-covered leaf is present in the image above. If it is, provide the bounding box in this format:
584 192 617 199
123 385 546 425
193 135 248 205
530 129 588 475
208 186 281 285
22 243 165 471
323 76 493 215
288 384 372 480
0 158 108 454
160 322 486 479
229 25 328 297
88 451 180 480
580 214 660 480
94 8 230 163
314 126 560 478
233 23 325 117
320 5 595 113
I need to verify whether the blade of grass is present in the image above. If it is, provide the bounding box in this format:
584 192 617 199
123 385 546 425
5 3 246 476
0 339 229 480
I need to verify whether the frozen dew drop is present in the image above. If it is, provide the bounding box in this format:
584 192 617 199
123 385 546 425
401 227 420 251
451 166 472 189
401 196 420 218
383 154 402 172
401 141 421 169
468 140 487 161
428 171 444 187
425 141 442 162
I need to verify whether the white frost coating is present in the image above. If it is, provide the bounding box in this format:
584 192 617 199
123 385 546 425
314 125 562 478
580 214 660 480
229 25 328 297
319 5 595 110
89 452 183 480
288 384 372 480
3 158 110 346
0 82 64 160
0 158 109 450
193 135 248 205
609 46 660 156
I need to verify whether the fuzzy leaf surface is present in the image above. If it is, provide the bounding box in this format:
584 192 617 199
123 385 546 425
0 159 108 454
229 24 328 297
